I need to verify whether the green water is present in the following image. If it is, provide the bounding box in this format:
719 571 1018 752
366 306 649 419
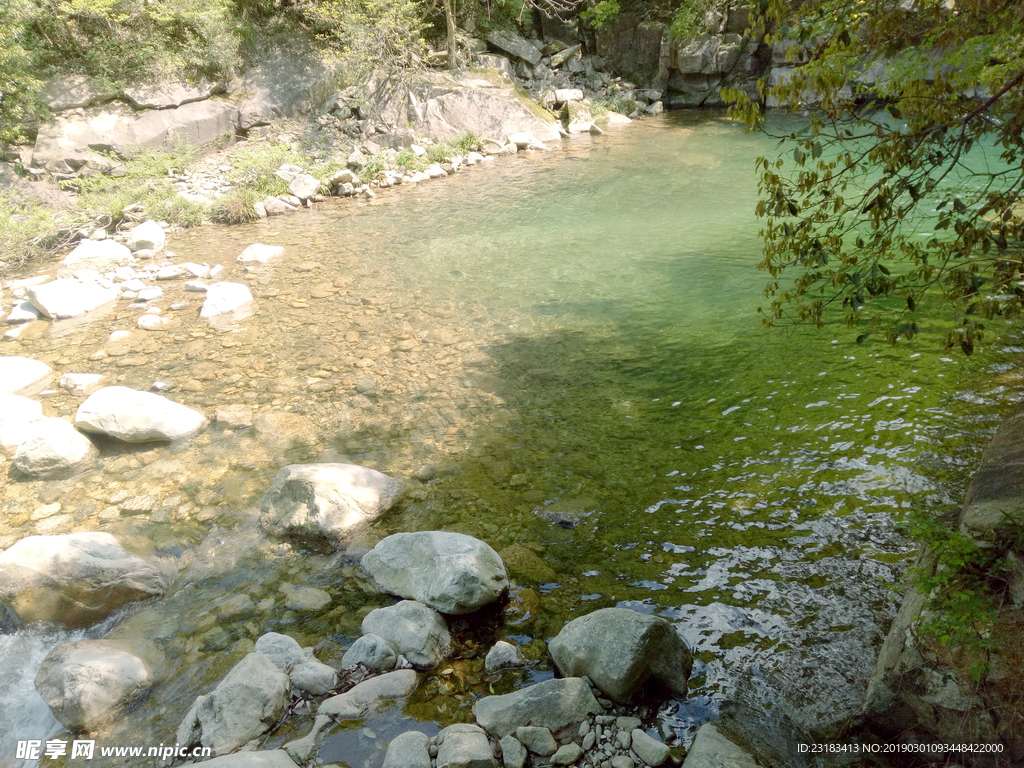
3 112 1022 763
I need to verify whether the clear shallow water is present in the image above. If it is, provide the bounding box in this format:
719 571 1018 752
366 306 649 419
2 112 1023 765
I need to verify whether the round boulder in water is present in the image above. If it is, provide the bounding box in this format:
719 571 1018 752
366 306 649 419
361 531 509 615
260 463 401 541
361 600 451 669
35 639 151 732
547 607 692 704
75 386 208 442
12 417 97 478
0 532 168 629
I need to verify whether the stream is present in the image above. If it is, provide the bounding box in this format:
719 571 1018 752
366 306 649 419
1 112 1022 767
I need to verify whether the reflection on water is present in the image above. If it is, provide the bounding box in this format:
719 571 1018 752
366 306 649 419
2 113 1023 760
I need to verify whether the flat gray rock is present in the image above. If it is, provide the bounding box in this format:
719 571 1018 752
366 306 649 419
57 239 135 278
35 639 151 732
474 677 602 738
631 729 670 767
12 417 97 478
260 463 401 541
548 607 692 703
26 278 119 320
181 751 297 768
361 600 450 669
0 532 167 628
76 386 208 442
437 723 497 768
177 653 289 756
487 30 542 65
383 731 431 768
361 531 509 615
680 723 761 768
123 81 220 110
318 669 418 719
0 358 52 396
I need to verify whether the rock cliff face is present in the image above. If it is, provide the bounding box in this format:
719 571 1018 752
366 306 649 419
862 408 1024 763
590 3 770 108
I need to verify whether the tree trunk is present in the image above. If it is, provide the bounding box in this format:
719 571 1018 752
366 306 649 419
445 0 458 70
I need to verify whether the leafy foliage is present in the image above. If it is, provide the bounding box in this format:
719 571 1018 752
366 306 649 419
581 0 621 30
0 0 43 145
305 0 429 75
669 0 713 43
22 0 244 87
726 0 1024 354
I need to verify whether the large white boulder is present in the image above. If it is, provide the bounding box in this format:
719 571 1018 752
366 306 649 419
547 607 692 703
360 600 451 669
35 639 151 731
26 278 119 319
181 752 298 768
126 220 166 252
75 386 208 442
0 357 53 396
56 239 135 278
12 417 97 477
0 393 45 456
361 531 509 615
200 282 254 322
177 653 290 756
237 243 284 264
260 463 402 541
0 532 168 628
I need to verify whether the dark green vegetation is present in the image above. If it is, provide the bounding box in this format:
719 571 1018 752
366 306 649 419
727 0 1024 355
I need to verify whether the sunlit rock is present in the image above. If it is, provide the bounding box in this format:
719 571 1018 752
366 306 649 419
12 417 98 477
0 532 168 628
126 220 166 253
259 463 401 541
177 653 289 756
76 386 208 442
56 239 135 278
0 357 53 396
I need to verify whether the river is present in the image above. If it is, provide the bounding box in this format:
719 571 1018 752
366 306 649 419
1 112 1021 767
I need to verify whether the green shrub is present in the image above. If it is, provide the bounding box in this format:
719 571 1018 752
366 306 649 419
228 141 308 197
454 132 480 154
425 141 452 164
669 0 713 43
304 0 429 75
581 0 620 31
210 188 262 224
